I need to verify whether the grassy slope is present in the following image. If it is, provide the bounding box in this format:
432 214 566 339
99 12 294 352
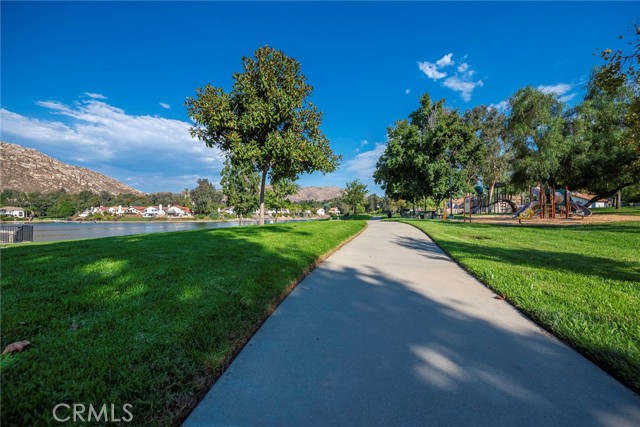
400 220 640 392
1 221 366 426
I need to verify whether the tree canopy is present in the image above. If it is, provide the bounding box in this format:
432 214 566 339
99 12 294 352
343 179 368 214
186 45 341 225
220 157 260 223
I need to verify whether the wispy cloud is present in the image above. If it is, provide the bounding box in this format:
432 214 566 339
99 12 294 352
0 97 225 192
435 53 454 68
159 102 171 109
443 76 484 102
537 83 572 96
405 89 411 95
344 143 386 181
418 53 484 101
488 100 509 113
537 82 580 104
418 61 447 80
84 92 107 99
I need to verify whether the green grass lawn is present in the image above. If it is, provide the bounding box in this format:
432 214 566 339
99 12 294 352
400 219 640 392
590 206 640 216
0 221 366 426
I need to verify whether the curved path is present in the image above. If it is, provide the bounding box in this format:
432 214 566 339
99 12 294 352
185 220 640 427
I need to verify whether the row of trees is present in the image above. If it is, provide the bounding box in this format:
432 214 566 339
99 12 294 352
374 29 640 209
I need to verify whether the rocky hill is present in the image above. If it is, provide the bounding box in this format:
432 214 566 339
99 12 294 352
1 142 144 195
288 186 344 203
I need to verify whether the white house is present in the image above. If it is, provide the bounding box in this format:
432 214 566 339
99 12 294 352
0 206 25 218
316 208 326 216
570 193 610 208
328 207 341 215
166 205 192 217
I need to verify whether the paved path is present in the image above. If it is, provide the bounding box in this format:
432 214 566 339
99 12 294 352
185 220 640 426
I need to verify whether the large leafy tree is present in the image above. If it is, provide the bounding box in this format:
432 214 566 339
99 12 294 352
463 105 510 208
186 45 341 225
507 87 568 189
558 27 639 206
559 67 640 205
343 179 368 214
189 178 223 215
374 93 480 208
220 158 260 224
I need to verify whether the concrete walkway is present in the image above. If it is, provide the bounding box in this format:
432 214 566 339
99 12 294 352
185 220 640 427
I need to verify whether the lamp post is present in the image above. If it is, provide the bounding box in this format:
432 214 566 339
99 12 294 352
447 148 453 218
449 158 453 217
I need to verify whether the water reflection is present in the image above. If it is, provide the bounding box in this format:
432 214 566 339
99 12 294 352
23 219 309 242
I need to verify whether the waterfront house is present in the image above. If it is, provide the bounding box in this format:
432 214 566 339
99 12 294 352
0 206 25 218
166 205 192 217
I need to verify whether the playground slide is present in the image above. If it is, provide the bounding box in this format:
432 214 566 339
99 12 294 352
512 201 539 218
569 200 592 217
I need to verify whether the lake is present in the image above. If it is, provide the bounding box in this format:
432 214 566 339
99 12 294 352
16 219 302 242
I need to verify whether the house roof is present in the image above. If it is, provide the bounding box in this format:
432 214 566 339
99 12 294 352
0 206 24 211
570 192 609 202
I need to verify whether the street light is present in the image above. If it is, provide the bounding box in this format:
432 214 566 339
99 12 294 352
447 148 453 218
449 157 453 217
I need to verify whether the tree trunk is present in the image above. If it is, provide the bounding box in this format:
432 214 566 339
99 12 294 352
239 213 243 226
616 190 622 209
585 183 632 207
258 162 269 226
488 182 496 214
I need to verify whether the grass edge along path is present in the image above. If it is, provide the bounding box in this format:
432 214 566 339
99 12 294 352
1 220 366 426
398 219 640 394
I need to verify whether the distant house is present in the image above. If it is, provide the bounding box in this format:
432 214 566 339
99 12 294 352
316 208 326 216
126 206 146 215
166 205 192 217
328 207 341 215
0 206 25 218
89 205 125 216
570 193 610 208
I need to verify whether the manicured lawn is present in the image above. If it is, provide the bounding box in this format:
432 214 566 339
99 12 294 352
590 206 640 216
0 221 366 426
400 219 640 392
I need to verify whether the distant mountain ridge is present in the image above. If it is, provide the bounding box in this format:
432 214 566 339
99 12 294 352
1 142 144 195
288 186 344 203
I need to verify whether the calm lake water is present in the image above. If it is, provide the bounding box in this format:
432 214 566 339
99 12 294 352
19 219 299 242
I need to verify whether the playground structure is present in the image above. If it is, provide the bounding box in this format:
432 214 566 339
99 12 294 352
513 186 592 222
471 183 521 214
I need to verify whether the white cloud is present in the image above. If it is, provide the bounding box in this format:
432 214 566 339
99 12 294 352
405 89 411 95
418 53 484 101
537 83 581 105
442 76 483 102
436 53 454 68
488 100 509 113
537 83 572 96
0 98 225 193
159 102 171 110
84 92 107 99
418 61 447 80
344 143 386 181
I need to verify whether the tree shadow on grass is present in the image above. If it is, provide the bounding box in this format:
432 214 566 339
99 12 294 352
434 238 640 284
0 221 353 426
185 253 640 427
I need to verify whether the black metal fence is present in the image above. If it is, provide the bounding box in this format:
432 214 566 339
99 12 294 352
0 225 34 243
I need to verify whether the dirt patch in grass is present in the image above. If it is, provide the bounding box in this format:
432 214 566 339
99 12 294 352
461 213 639 226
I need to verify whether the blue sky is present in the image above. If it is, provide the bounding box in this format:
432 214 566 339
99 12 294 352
1 1 636 194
